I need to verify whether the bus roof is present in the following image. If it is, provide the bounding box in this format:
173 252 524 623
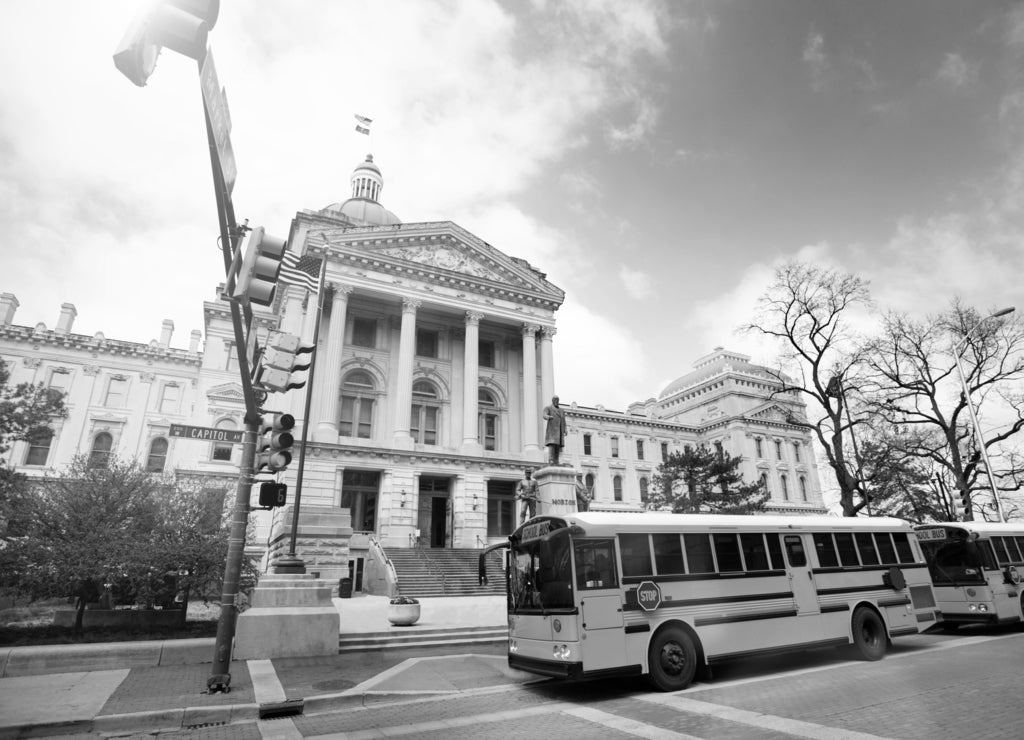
519 511 913 536
916 522 1024 536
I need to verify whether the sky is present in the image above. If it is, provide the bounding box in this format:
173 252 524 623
2 0 1023 414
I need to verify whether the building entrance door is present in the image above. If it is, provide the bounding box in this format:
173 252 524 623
417 476 451 548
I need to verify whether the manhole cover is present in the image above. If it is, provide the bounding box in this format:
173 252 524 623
312 678 356 691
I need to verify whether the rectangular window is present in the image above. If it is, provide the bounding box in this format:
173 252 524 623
740 533 770 571
351 317 376 348
793 443 801 462
159 383 180 414
855 533 880 566
783 535 807 567
775 439 783 460
1005 537 1024 562
636 439 644 460
713 534 743 572
835 533 860 566
813 533 840 567
25 430 53 466
1016 537 1024 561
575 540 618 590
684 534 715 574
48 370 71 391
755 438 763 458
487 498 514 536
340 397 374 439
416 328 438 358
766 533 785 570
660 442 668 460
104 377 127 407
611 437 619 458
411 405 438 445
874 533 898 564
619 533 653 577
225 342 239 372
583 434 592 455
480 413 497 451
653 534 685 575
992 537 1010 564
893 532 916 563
479 340 496 368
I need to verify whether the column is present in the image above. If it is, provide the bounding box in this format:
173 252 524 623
522 324 540 453
281 286 307 336
539 326 556 409
392 297 420 447
312 284 352 442
462 311 483 451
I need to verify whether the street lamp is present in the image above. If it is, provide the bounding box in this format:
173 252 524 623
951 306 1015 522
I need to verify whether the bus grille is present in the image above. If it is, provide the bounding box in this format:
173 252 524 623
910 585 936 610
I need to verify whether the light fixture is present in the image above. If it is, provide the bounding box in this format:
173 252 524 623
473 494 479 510
400 490 407 508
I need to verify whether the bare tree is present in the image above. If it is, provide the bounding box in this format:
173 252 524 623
860 302 1024 521
741 262 874 516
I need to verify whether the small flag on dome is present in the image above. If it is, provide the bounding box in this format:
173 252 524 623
354 114 372 135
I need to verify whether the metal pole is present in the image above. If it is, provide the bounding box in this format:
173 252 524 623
952 347 1005 522
274 260 328 574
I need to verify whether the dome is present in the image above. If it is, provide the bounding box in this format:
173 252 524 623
320 154 402 226
658 348 764 400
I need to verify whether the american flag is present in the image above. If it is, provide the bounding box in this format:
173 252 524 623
354 113 372 135
279 252 322 294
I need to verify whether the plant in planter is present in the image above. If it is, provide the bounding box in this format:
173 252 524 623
387 594 420 626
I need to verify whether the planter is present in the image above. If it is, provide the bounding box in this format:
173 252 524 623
387 602 421 626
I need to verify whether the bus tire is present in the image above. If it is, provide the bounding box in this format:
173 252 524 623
647 626 697 691
850 607 887 661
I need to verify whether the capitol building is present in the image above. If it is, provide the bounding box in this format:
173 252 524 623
0 155 825 587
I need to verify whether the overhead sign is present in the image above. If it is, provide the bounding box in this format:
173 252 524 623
199 48 237 195
636 580 662 612
169 423 243 443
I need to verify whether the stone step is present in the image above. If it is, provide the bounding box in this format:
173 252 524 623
338 625 508 652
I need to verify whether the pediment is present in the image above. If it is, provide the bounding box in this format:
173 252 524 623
207 382 245 403
749 403 799 423
310 221 564 302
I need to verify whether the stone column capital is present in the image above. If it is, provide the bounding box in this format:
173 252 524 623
540 326 557 339
465 310 485 325
327 282 353 297
402 297 422 314
521 323 539 337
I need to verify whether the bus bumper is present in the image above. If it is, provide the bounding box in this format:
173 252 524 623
509 653 583 678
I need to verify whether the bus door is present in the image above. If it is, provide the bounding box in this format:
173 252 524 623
782 534 821 617
573 538 627 671
979 539 1022 623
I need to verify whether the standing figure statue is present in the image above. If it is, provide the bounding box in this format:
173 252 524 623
542 395 566 465
574 473 591 512
516 468 540 523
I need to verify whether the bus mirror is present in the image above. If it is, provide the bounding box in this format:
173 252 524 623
1005 566 1021 585
882 566 906 591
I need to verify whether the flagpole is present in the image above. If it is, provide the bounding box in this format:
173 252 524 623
273 255 328 574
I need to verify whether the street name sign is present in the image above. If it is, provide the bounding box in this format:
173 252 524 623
199 48 237 195
169 423 243 444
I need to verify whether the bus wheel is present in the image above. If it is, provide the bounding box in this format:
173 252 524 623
850 607 887 661
647 627 697 691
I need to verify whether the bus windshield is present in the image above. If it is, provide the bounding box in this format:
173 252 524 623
919 538 987 585
510 529 575 613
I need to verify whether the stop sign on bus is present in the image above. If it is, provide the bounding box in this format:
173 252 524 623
636 580 661 611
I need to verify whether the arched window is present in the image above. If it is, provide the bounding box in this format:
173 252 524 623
639 477 649 503
613 475 623 501
478 389 498 451
411 381 440 445
780 474 789 500
89 432 113 468
25 428 54 466
340 370 375 439
799 475 808 502
759 472 769 494
211 419 237 461
585 472 595 496
147 437 168 472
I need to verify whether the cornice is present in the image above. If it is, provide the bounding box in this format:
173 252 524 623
300 441 531 473
0 325 202 366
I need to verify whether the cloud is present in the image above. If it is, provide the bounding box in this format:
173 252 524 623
618 266 654 300
802 30 829 91
936 52 978 90
606 97 660 150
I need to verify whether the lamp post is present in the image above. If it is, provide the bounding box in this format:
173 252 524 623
951 307 1015 523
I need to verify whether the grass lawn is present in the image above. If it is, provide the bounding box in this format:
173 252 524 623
0 599 220 646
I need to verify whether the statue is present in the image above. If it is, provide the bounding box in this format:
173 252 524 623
516 468 540 523
542 395 566 465
574 473 591 512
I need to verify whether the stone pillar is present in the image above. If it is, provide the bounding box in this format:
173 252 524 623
461 311 483 452
534 466 578 517
56 303 77 335
158 319 173 348
312 284 352 442
539 326 556 413
233 573 340 660
0 294 18 326
521 324 540 453
281 285 307 336
392 298 420 447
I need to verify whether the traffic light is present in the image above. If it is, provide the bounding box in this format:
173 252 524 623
233 227 288 307
255 414 295 473
252 332 315 393
114 0 220 87
258 482 287 508
960 490 974 521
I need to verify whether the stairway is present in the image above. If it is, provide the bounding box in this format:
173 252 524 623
339 624 507 652
385 548 506 598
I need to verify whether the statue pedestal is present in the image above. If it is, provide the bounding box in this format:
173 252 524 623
535 465 578 517
233 573 339 660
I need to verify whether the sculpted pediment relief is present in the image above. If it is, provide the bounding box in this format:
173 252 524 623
207 382 245 403
376 244 506 282
750 403 801 424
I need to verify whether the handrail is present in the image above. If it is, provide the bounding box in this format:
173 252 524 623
367 535 398 593
479 541 510 586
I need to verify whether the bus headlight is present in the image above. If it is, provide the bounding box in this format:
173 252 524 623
509 640 518 653
552 644 570 660
968 603 977 612
978 603 989 613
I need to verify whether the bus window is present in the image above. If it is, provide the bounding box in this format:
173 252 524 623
740 533 769 571
892 532 915 563
575 539 618 591
510 533 575 611
813 533 839 567
766 533 785 570
684 534 715 574
653 534 685 575
992 537 1010 564
620 533 654 577
1004 537 1023 563
978 541 998 571
920 538 986 584
1016 537 1024 560
855 533 880 565
834 533 859 566
873 533 898 564
783 535 806 567
713 534 743 572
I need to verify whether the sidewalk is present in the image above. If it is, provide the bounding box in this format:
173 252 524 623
0 595 521 739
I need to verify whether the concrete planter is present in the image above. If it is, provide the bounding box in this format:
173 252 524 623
387 602 421 626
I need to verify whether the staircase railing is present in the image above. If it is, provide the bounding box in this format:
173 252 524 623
368 535 399 597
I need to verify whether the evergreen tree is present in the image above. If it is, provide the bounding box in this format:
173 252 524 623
647 445 769 514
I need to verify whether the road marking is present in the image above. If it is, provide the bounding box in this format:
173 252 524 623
562 705 704 739
249 659 287 703
640 694 894 740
